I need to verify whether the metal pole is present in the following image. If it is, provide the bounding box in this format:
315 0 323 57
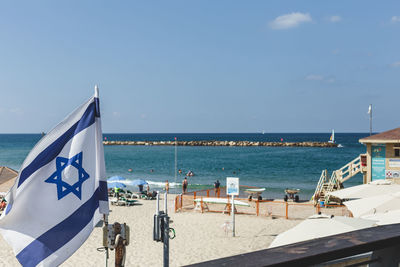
103 214 109 267
232 195 235 237
164 192 169 267
174 137 177 193
370 104 372 136
164 192 168 214
164 215 169 267
156 191 160 214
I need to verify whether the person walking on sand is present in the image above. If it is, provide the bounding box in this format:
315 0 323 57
182 177 188 194
165 180 169 193
214 180 220 196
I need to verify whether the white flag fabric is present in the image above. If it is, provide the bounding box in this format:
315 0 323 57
368 104 372 114
0 88 109 266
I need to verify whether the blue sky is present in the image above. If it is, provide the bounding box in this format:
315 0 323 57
0 1 399 133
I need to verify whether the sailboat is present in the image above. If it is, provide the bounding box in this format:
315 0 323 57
328 129 335 144
328 129 343 147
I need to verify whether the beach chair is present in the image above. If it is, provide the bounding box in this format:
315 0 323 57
144 191 157 200
119 197 137 206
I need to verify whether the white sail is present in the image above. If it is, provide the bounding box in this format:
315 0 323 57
329 129 335 143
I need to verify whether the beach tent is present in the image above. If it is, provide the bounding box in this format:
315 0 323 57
362 210 400 226
344 191 400 218
269 214 376 248
329 180 400 200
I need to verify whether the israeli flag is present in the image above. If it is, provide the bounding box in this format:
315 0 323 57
0 86 109 266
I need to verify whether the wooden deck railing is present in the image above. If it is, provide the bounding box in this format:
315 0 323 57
186 223 400 267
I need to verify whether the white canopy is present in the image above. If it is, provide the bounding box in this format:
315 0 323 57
344 191 400 217
328 180 400 200
269 214 376 248
362 210 400 225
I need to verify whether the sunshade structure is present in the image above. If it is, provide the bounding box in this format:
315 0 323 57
362 210 400 225
107 182 127 189
329 180 400 200
344 191 400 217
131 179 148 186
269 214 376 248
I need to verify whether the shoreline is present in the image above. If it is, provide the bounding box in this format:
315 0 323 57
103 140 338 147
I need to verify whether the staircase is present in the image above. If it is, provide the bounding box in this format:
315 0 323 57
313 155 364 205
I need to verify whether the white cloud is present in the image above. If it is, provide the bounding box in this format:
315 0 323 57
391 61 400 67
391 16 400 23
269 12 312 30
305 74 324 81
329 16 342 23
112 111 121 118
305 75 336 83
9 108 23 115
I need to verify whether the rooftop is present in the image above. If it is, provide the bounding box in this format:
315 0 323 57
359 127 400 144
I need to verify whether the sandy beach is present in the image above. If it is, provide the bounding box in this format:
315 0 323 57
0 194 301 266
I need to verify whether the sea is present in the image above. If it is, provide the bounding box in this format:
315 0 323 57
0 133 369 199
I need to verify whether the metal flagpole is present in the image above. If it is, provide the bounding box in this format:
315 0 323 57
369 104 372 136
174 137 177 192
232 195 235 237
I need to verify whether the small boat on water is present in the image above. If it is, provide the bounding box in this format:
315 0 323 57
328 129 335 144
186 170 195 177
328 129 343 147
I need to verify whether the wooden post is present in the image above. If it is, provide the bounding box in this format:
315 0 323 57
218 188 220 198
114 223 125 267
193 192 196 206
256 200 259 216
316 203 320 214
207 190 209 197
174 196 177 212
201 197 203 213
180 194 183 209
285 202 289 219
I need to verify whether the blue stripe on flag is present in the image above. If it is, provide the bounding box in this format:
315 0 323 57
16 187 102 267
18 101 96 188
98 181 108 202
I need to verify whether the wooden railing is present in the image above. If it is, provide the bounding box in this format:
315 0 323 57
337 155 362 183
312 169 327 205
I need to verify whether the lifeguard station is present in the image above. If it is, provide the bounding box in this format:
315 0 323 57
313 127 400 204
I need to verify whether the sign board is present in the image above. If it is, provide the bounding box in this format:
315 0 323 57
386 170 400 178
389 159 400 168
226 177 239 196
372 144 386 181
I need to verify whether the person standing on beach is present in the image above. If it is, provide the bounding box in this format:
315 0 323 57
182 177 188 194
214 180 220 196
165 180 169 193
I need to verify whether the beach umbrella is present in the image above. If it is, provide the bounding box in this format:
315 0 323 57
131 179 148 186
344 191 400 218
108 176 127 182
328 180 400 200
269 214 376 248
107 182 126 189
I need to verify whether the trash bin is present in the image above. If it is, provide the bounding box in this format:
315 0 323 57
320 201 325 208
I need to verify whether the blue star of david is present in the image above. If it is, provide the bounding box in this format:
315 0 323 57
45 152 90 200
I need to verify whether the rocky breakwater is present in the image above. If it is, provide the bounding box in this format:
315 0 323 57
103 140 338 147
